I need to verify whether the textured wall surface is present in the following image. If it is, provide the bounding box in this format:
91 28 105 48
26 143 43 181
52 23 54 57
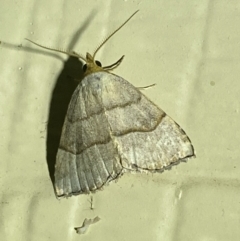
1 1 240 240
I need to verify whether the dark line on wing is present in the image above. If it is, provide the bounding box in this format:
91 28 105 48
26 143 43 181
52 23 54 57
112 112 166 137
59 113 166 155
59 136 112 155
66 95 141 123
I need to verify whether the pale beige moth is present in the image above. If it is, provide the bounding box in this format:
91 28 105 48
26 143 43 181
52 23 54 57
26 11 195 198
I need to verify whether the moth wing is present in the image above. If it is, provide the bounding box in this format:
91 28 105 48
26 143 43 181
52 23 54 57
100 73 195 172
55 71 194 198
54 74 123 197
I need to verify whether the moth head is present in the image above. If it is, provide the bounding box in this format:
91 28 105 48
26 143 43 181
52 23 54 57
82 52 125 76
25 10 138 76
82 52 102 75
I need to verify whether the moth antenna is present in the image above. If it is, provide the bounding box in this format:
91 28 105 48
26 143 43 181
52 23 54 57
92 10 139 59
137 83 156 90
25 38 87 62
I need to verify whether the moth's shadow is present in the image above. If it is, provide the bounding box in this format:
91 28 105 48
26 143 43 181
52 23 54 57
46 57 83 185
46 11 96 189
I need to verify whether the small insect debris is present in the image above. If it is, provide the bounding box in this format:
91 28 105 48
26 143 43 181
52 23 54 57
74 216 101 235
88 196 94 210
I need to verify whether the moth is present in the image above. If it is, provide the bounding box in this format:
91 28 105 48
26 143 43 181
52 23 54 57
27 11 195 198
